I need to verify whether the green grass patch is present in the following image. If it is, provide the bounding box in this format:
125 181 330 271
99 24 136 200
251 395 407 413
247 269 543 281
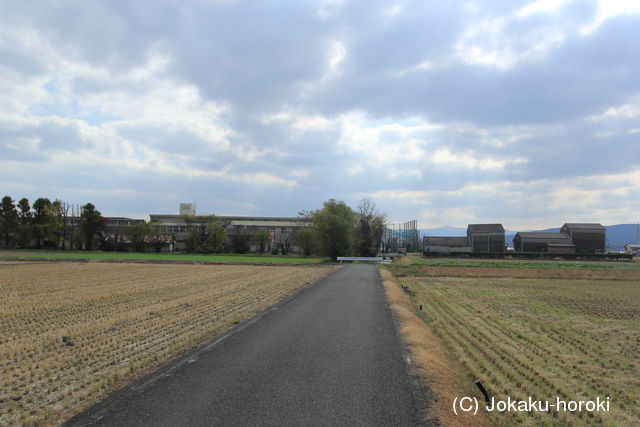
398 256 639 270
0 249 328 264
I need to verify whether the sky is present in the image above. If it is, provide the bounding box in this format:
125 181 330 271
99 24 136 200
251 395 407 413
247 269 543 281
1 0 639 230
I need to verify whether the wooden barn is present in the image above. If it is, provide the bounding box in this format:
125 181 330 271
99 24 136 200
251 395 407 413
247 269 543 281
423 236 472 254
513 232 575 253
467 224 505 252
560 223 606 253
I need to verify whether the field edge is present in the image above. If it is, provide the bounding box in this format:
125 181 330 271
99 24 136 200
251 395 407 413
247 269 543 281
379 267 490 427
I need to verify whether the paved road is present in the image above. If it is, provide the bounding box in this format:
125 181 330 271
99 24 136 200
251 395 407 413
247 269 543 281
66 265 431 426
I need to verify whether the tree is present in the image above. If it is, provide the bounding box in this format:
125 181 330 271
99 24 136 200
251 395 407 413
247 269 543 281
32 197 52 248
17 198 31 225
229 228 250 254
354 198 387 257
185 228 202 253
206 222 227 253
295 227 317 256
184 220 227 253
311 199 356 260
149 221 170 253
48 200 65 249
254 228 271 254
80 203 105 250
124 222 150 252
0 196 18 247
276 231 295 255
16 198 32 248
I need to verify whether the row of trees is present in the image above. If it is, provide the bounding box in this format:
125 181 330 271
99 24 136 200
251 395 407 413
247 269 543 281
1 195 389 259
306 198 387 260
0 196 104 250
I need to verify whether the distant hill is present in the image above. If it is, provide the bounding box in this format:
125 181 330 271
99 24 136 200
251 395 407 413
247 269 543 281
604 224 640 249
422 224 640 250
419 226 467 237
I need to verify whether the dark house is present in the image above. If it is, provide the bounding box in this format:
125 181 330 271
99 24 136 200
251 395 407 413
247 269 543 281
513 232 575 253
560 223 606 254
467 224 505 252
423 236 471 254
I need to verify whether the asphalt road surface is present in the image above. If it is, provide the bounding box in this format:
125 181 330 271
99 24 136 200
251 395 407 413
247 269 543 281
66 265 431 426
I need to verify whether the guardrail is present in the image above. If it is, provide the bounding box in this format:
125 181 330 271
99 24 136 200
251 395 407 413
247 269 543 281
336 256 392 264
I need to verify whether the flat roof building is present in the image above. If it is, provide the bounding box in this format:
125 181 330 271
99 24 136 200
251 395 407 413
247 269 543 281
149 206 311 253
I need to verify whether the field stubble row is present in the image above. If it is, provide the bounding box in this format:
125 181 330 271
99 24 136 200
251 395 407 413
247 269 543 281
0 262 337 426
394 264 639 426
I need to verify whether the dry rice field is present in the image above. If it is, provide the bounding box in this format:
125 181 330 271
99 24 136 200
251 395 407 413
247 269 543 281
0 262 337 426
392 261 640 426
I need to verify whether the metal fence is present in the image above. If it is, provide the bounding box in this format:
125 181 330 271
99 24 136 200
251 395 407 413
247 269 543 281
382 220 420 253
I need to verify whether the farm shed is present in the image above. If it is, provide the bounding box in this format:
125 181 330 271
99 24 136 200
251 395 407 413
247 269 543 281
467 224 505 252
513 232 575 253
560 223 606 253
423 236 472 254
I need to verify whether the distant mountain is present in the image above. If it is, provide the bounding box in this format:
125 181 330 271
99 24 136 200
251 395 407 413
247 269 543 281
422 223 640 250
604 224 640 249
420 226 467 237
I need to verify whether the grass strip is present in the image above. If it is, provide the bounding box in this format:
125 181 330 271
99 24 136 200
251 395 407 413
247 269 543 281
0 250 327 264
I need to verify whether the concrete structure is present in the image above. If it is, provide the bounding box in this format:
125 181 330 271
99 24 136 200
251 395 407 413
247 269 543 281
179 203 196 216
560 223 606 254
467 224 505 252
423 236 472 254
150 206 311 253
624 243 640 255
513 232 575 253
64 216 144 231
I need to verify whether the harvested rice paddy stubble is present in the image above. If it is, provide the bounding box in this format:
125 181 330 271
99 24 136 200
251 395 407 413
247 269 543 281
392 259 640 426
0 262 338 425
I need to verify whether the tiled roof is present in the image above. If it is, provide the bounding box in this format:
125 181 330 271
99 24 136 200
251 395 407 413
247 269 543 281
467 224 505 233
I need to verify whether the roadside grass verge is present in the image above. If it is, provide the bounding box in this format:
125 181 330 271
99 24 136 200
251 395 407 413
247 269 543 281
0 262 338 425
385 261 640 426
0 249 327 264
380 268 489 426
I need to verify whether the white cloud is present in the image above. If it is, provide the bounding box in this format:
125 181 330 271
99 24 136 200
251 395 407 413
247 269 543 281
581 0 640 34
0 1 639 228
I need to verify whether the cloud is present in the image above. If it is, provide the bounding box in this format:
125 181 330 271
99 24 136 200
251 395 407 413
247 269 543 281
0 0 639 228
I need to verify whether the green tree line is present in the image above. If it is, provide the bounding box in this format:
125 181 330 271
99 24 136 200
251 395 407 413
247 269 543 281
0 196 105 250
1 195 389 258
305 198 387 261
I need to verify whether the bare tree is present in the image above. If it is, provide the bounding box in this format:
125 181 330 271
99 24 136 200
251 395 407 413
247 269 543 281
354 198 387 257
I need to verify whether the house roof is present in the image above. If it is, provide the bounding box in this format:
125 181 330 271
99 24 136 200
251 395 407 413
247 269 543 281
423 236 470 247
562 223 605 231
514 232 573 243
467 224 505 233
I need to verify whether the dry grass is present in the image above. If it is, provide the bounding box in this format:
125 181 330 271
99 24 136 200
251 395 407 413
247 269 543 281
380 269 490 426
0 262 337 425
388 260 639 426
